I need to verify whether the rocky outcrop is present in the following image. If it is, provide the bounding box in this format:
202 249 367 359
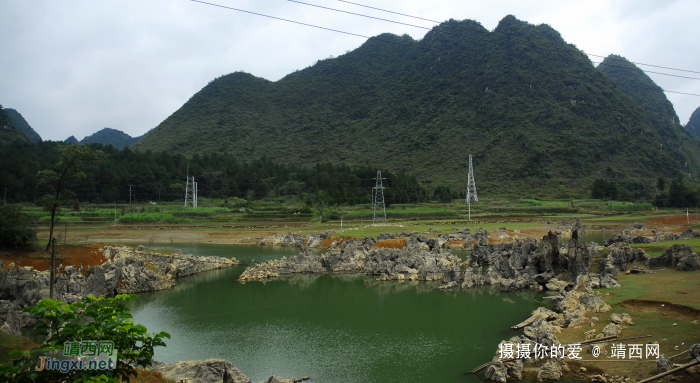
566 237 591 281
148 359 252 383
601 244 650 275
403 234 447 252
0 300 23 335
469 242 514 267
648 244 699 270
364 247 461 282
257 231 332 248
257 233 306 247
542 231 561 274
238 247 324 281
305 231 333 248
321 240 366 272
604 229 655 246
377 232 396 241
0 246 237 330
536 358 568 382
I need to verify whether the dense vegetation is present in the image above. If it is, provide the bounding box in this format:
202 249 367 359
4 108 41 142
0 295 169 382
687 106 700 138
0 205 36 247
133 15 700 196
0 105 30 145
0 140 462 207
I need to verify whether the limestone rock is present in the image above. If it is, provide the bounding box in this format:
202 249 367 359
603 323 621 337
545 279 568 291
656 354 672 382
676 253 700 271
263 376 293 383
149 359 252 383
567 237 592 281
537 358 568 381
321 243 366 272
610 313 634 325
484 357 508 383
461 267 485 289
523 319 560 346
238 247 324 281
605 244 650 275
688 343 700 359
363 247 461 282
0 300 22 335
649 244 694 268
257 233 306 247
542 231 561 274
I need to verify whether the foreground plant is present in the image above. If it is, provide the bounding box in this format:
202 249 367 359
0 294 169 383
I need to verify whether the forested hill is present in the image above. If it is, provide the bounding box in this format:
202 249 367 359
5 108 41 142
133 15 700 193
79 128 143 148
597 55 689 143
686 106 700 138
0 105 30 145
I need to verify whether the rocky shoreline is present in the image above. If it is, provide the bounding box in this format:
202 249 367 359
0 245 239 335
241 227 700 382
147 359 307 383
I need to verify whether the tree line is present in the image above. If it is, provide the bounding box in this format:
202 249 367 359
0 140 464 206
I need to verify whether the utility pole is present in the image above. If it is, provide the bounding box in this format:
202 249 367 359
128 185 133 212
3 188 6 206
372 171 386 225
49 238 57 299
340 216 343 236
465 154 478 220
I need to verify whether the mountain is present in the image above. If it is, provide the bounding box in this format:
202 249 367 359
0 105 31 145
4 108 41 142
79 128 143 148
64 136 79 145
597 55 686 139
686 106 700 138
132 15 700 193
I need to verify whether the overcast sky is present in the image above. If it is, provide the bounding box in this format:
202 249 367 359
1 0 698 142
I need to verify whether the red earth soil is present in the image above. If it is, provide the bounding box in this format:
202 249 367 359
0 244 111 275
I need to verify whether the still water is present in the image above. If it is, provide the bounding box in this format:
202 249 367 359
126 244 556 383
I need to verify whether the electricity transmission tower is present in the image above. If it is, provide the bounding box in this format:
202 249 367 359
465 155 478 220
184 163 198 208
372 171 386 225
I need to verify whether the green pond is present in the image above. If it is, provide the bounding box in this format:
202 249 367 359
122 243 568 382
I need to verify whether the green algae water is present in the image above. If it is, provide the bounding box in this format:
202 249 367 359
126 244 555 383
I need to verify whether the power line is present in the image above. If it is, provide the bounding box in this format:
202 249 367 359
337 0 700 75
189 0 700 97
288 0 699 81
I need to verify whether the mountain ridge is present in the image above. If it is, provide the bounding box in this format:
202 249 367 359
4 108 41 142
63 128 146 148
131 15 700 193
0 105 30 145
686 106 700 138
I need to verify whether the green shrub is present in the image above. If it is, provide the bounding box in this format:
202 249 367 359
0 295 169 383
0 206 36 248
